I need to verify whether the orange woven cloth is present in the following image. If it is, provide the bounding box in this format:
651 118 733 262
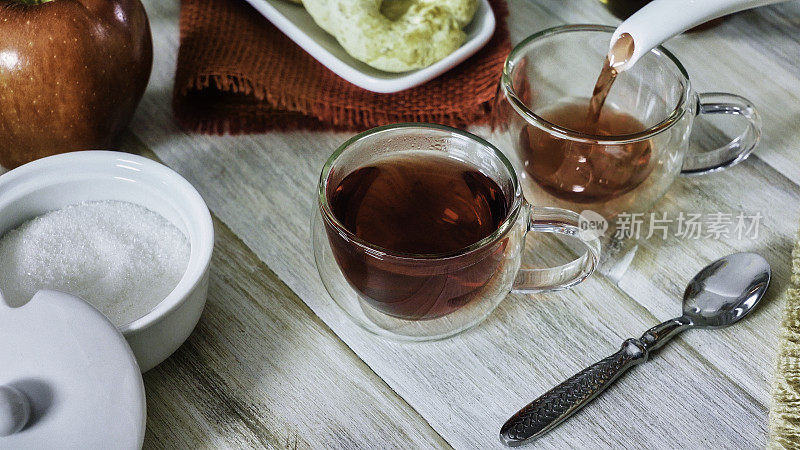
173 0 511 133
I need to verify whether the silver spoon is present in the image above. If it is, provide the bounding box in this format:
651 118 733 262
500 252 771 446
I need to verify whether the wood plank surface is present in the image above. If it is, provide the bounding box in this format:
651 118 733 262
615 157 800 408
142 212 449 449
114 0 800 448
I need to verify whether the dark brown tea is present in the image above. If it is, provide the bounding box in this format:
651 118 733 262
330 153 507 254
325 152 511 320
520 102 652 203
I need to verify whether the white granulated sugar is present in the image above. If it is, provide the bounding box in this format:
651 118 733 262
0 201 191 327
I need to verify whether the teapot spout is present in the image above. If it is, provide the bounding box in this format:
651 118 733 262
610 0 786 72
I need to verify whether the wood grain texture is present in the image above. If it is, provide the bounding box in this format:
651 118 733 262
121 0 800 448
141 213 449 449
615 157 800 408
124 134 772 448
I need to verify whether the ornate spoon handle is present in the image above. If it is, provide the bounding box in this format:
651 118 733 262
500 338 649 446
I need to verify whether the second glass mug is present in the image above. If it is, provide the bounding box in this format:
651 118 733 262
312 124 601 341
491 24 761 223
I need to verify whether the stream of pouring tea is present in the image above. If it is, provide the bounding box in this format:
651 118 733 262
586 33 635 125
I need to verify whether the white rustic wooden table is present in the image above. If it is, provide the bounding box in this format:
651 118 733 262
64 0 800 448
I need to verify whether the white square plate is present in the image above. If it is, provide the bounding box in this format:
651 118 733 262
242 0 496 93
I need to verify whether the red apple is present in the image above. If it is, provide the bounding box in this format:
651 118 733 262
0 0 152 168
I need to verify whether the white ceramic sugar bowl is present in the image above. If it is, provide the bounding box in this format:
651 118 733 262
0 151 214 447
0 151 214 371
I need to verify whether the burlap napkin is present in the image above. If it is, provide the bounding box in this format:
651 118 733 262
173 0 510 134
769 223 800 448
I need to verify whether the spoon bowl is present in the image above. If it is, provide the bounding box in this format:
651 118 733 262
682 253 771 328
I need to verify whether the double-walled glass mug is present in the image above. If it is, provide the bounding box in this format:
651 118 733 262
491 24 761 222
312 124 601 341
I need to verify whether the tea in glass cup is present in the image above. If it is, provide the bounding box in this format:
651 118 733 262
313 123 602 340
492 25 761 222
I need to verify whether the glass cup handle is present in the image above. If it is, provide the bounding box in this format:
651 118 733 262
681 92 762 175
511 206 601 294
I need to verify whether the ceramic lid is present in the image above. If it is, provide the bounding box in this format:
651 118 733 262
0 290 145 449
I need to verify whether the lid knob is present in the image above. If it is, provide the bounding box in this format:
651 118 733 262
0 385 31 436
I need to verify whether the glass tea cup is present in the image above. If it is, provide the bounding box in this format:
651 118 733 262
491 24 761 222
312 123 601 341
